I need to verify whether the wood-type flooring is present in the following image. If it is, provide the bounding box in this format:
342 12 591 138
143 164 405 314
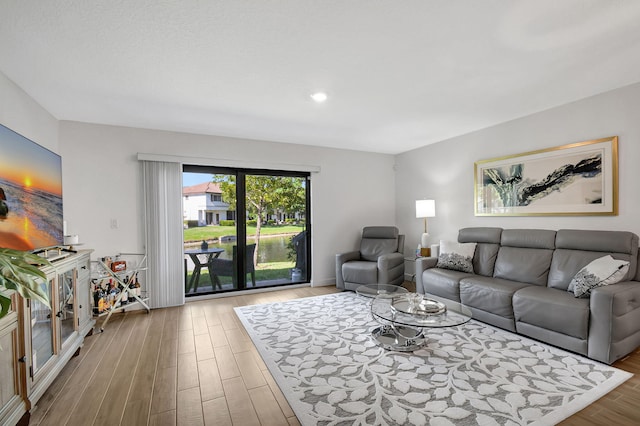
30 284 640 425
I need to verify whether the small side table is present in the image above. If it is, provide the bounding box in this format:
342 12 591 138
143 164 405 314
404 256 420 282
405 255 437 283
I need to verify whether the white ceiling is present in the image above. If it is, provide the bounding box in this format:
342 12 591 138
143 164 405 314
2 1 640 155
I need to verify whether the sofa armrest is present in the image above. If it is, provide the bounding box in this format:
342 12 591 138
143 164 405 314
415 257 438 294
589 281 640 364
335 251 361 289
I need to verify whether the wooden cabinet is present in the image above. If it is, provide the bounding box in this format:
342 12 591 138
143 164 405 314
0 296 27 426
0 249 94 426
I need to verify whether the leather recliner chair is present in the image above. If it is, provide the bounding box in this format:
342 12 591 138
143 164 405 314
336 226 405 291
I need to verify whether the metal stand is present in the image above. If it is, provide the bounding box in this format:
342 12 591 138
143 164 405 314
371 324 425 352
91 253 150 332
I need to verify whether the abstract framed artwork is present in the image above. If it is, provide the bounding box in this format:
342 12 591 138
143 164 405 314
474 136 618 216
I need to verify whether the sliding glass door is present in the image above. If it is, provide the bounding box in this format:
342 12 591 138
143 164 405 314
183 165 310 296
244 172 309 288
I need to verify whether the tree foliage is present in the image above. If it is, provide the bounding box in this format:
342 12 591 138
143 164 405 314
212 174 306 266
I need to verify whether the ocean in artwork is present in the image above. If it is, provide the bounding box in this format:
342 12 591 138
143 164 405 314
0 177 63 250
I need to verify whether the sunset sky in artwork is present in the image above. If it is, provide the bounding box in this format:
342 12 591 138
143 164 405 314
0 124 62 196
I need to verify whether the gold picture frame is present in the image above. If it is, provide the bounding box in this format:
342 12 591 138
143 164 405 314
474 136 618 216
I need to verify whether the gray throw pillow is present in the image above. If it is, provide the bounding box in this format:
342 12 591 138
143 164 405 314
436 240 476 273
568 255 630 298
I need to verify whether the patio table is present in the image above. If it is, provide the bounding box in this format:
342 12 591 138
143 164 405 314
184 247 224 292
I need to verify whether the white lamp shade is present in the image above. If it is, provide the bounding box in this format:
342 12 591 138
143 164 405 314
416 199 436 218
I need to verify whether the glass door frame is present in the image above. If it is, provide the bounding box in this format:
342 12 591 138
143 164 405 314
183 165 311 294
57 267 77 348
29 274 56 380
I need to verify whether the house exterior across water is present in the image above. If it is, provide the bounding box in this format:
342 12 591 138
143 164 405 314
182 182 233 226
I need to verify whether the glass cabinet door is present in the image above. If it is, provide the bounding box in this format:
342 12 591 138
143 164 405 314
0 322 20 409
31 279 54 375
58 269 76 345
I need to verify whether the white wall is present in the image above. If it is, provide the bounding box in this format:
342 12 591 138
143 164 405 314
395 82 640 252
183 194 207 223
0 72 58 153
59 121 397 286
7 66 640 288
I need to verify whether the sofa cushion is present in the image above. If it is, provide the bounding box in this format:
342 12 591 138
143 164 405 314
421 268 471 302
360 226 399 261
547 229 638 290
342 261 377 284
513 286 590 340
548 250 616 291
501 229 556 250
460 276 530 319
493 247 554 286
470 244 500 278
437 240 476 273
493 229 555 286
459 227 503 244
568 255 630 298
556 229 638 254
459 227 502 277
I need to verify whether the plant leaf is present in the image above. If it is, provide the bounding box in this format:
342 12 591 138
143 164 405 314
0 294 11 318
0 248 51 314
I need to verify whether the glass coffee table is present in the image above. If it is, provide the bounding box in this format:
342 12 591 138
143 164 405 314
366 289 472 352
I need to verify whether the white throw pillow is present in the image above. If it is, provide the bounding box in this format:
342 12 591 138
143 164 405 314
436 240 477 273
568 255 630 298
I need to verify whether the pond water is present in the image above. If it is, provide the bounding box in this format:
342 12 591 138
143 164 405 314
207 234 294 263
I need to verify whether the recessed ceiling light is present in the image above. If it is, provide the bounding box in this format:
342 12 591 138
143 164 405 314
310 92 328 103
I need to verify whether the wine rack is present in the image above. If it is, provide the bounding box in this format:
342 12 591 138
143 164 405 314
91 253 150 331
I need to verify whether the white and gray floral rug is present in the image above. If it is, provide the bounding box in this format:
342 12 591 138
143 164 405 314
234 292 631 426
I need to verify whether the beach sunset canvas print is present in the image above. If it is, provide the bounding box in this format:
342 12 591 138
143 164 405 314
0 124 63 250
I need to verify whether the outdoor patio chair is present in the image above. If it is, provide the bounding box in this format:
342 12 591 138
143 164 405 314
209 243 257 287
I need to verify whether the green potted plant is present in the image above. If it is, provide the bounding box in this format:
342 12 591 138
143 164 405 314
0 248 51 319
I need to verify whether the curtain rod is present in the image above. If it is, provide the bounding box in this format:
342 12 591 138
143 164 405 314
137 153 321 173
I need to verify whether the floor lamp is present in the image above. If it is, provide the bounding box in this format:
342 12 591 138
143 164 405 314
416 199 435 256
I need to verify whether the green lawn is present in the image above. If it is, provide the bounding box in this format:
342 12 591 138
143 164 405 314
185 261 296 290
184 225 304 242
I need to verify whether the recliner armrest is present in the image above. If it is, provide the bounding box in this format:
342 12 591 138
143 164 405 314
378 252 404 270
378 252 405 285
589 281 640 364
337 251 360 264
335 251 361 289
415 257 438 294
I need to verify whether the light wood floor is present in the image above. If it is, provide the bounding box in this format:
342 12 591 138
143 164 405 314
30 284 640 426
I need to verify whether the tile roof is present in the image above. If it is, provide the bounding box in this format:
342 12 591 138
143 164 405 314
183 181 222 195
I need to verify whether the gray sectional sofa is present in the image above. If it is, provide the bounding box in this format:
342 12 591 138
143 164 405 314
416 227 640 364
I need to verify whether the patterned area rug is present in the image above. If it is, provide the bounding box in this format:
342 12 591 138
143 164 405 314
234 292 631 426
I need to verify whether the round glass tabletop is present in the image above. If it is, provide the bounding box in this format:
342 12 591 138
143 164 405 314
355 284 409 298
371 294 472 329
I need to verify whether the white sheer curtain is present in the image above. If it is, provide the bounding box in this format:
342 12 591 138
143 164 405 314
141 160 184 308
